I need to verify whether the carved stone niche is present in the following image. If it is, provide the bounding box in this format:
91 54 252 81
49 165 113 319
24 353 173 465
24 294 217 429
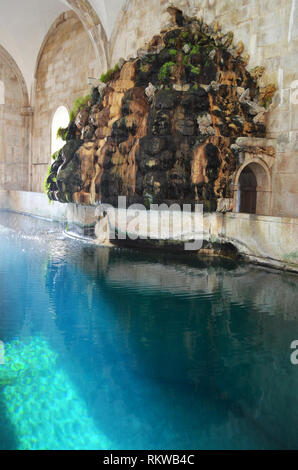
230 137 276 216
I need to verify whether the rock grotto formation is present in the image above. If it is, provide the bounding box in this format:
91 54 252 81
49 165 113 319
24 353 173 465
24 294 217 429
45 7 276 211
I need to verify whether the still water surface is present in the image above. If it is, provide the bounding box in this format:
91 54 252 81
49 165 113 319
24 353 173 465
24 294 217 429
0 211 297 449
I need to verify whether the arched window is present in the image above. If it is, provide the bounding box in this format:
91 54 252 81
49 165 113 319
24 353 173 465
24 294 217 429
51 106 69 154
0 80 5 104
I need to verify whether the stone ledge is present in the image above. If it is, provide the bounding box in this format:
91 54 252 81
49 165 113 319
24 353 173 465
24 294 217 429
224 211 298 225
0 191 297 273
236 136 277 149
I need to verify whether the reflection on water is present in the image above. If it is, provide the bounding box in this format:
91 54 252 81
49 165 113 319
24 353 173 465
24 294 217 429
0 211 298 449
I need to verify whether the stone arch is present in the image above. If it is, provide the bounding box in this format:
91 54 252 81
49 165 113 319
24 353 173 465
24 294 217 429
233 159 272 216
0 44 29 107
0 45 31 191
31 9 105 192
34 7 108 87
65 0 109 68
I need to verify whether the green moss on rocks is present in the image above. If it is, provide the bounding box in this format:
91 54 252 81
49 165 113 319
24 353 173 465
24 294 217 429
100 64 120 84
158 61 176 81
70 95 90 121
181 31 189 39
189 64 200 75
44 8 276 209
190 45 200 55
57 127 69 141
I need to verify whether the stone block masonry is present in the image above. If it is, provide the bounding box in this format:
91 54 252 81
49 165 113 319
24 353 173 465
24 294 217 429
0 190 297 272
45 10 275 214
110 0 298 218
31 11 102 193
0 56 27 190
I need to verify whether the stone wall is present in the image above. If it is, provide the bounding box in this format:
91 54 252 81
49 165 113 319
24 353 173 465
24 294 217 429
106 207 298 272
31 11 103 193
110 0 298 218
2 0 297 219
0 55 27 190
0 190 67 221
1 190 297 272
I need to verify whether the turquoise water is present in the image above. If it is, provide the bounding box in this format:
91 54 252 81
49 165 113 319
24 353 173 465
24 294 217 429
0 211 298 450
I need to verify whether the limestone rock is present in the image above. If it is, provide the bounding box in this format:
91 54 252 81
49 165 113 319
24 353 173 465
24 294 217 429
147 35 164 54
183 44 191 54
212 21 220 34
208 81 220 93
197 113 215 136
239 88 250 103
45 10 275 211
222 32 234 48
240 89 265 115
250 66 265 81
166 6 184 27
259 84 277 108
246 101 266 116
236 41 244 55
118 57 126 69
75 109 89 129
173 83 190 92
145 82 156 100
209 49 216 60
137 48 148 59
243 53 250 66
253 112 266 125
217 198 233 213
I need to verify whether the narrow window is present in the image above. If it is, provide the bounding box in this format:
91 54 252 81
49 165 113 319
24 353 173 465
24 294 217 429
51 106 69 154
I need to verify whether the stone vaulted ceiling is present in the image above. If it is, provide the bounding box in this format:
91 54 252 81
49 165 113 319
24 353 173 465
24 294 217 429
88 0 125 38
0 0 125 95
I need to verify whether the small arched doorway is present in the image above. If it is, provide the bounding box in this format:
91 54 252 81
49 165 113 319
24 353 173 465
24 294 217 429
235 161 271 215
239 166 257 214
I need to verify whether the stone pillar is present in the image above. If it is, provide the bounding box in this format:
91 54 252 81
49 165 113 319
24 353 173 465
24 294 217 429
20 106 34 191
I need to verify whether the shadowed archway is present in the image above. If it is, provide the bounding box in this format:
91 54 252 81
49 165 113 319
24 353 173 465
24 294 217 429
234 160 271 216
239 166 257 214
